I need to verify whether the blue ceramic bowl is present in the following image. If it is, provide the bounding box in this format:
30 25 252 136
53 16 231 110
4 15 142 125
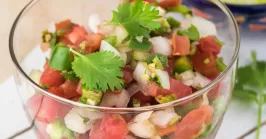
184 0 266 32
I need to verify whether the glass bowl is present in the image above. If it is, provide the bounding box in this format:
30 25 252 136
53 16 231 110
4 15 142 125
9 0 240 139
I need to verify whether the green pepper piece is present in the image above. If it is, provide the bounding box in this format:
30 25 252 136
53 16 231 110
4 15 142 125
167 17 181 28
174 56 193 73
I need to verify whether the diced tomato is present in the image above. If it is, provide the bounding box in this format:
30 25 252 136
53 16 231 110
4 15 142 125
159 0 181 9
169 78 192 99
65 25 88 45
85 33 104 53
60 80 79 99
90 114 129 139
48 87 64 97
76 80 82 94
175 105 214 139
145 82 172 97
40 66 65 88
158 124 178 137
191 51 220 79
122 67 134 84
172 34 190 56
132 91 153 102
197 35 222 56
56 19 72 30
70 95 81 102
164 57 176 77
26 94 59 123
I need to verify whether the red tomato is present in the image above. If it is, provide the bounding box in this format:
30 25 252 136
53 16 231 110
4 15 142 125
122 67 134 84
175 105 214 139
170 78 192 99
55 19 72 30
159 0 181 9
48 87 64 97
26 94 59 123
60 80 79 99
191 51 220 79
65 25 88 45
172 34 191 56
132 91 153 102
76 80 82 94
158 124 177 137
90 114 129 139
145 82 172 97
164 57 176 77
197 35 222 56
40 66 65 87
85 33 104 53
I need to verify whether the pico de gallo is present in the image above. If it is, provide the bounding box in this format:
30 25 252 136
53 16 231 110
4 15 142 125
27 0 227 139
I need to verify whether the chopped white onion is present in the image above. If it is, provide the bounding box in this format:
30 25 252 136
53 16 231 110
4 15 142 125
117 46 132 53
114 26 129 47
88 14 101 33
98 24 116 36
48 21 56 33
182 79 194 86
192 72 211 88
202 92 209 105
150 37 172 56
150 108 178 127
127 83 141 97
29 70 42 84
100 90 130 108
100 40 121 56
128 111 157 138
155 69 170 89
181 16 217 38
133 62 151 88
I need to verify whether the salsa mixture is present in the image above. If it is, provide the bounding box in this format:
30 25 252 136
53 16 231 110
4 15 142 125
27 0 227 139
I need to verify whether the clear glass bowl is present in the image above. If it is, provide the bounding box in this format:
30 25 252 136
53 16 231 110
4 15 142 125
9 0 240 139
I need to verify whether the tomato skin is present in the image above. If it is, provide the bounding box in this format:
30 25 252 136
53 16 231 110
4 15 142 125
145 82 172 97
158 124 178 137
90 114 129 139
191 51 220 79
197 35 222 56
169 78 192 99
132 91 153 102
40 66 65 88
48 87 64 97
85 33 104 53
159 0 182 9
122 67 134 84
60 80 79 99
175 105 214 139
76 80 82 94
55 19 72 30
172 34 191 56
65 25 88 46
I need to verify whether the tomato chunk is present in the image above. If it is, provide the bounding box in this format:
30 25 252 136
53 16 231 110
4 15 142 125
85 33 104 53
60 80 79 99
132 91 153 103
175 105 214 139
169 78 192 99
159 0 181 9
191 51 220 79
90 114 128 139
122 67 134 84
56 19 72 31
158 124 177 137
48 87 64 97
197 35 222 56
40 66 65 87
145 82 172 97
65 25 88 45
172 34 190 56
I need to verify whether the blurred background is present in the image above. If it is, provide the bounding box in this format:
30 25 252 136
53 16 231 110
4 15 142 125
1 0 266 139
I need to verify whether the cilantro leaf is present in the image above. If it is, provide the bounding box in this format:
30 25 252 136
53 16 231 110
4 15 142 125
177 25 200 41
61 71 79 82
146 53 168 67
129 38 152 51
110 0 161 51
71 49 124 92
49 46 73 71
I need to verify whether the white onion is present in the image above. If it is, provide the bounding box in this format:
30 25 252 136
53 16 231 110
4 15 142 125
150 108 178 127
88 14 101 33
120 52 127 64
202 92 209 105
114 26 129 47
180 70 195 81
48 21 56 33
98 24 116 36
64 108 95 133
128 111 157 138
181 16 217 38
191 72 211 88
29 70 42 84
100 40 121 56
155 69 170 89
150 37 172 56
100 90 130 108
117 46 132 53
182 79 194 86
127 83 141 97
133 62 151 88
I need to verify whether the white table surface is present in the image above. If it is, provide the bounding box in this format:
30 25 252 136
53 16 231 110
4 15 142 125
1 31 266 139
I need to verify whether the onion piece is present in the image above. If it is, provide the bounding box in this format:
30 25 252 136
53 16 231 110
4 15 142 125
100 90 130 108
191 72 211 88
127 83 141 97
155 69 170 89
180 70 195 86
150 37 172 56
64 108 103 133
117 46 132 53
128 111 157 138
100 40 121 56
88 14 101 33
133 62 151 88
29 70 42 84
150 108 179 128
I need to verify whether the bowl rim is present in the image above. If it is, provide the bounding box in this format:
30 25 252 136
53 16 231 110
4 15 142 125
9 0 240 113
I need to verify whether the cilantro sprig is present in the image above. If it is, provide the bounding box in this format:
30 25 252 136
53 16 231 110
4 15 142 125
70 49 124 92
233 51 266 139
110 0 161 51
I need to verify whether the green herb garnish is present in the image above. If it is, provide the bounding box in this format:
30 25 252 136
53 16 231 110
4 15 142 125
71 49 124 92
49 46 73 71
167 17 181 28
61 71 79 82
146 53 168 68
110 0 161 51
104 36 117 46
177 25 200 41
233 51 266 139
216 57 227 71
